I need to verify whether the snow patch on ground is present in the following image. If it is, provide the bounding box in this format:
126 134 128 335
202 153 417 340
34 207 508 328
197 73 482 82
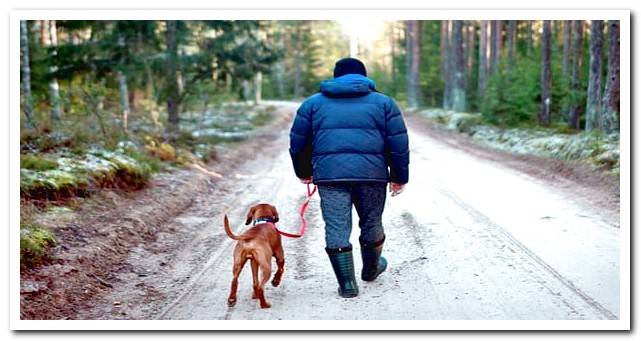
418 108 620 173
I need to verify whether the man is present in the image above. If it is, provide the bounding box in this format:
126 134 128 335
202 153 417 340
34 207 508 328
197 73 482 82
289 57 409 298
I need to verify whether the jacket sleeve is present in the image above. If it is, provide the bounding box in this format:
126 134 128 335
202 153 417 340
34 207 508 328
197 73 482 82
384 98 409 184
289 100 314 179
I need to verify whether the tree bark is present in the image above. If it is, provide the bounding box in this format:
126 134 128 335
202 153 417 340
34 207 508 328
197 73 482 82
601 20 620 133
117 71 130 131
293 23 303 98
20 20 36 129
585 20 604 131
440 20 447 83
440 20 451 109
43 20 62 121
165 20 180 134
490 20 503 74
452 20 466 112
406 20 422 108
526 20 534 56
254 71 263 104
562 20 572 76
539 20 552 126
507 20 517 64
478 20 489 97
568 20 584 129
465 22 475 80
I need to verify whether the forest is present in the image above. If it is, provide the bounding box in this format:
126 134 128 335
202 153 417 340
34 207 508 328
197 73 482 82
19 19 620 266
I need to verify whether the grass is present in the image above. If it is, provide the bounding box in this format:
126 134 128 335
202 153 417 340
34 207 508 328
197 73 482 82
20 223 56 268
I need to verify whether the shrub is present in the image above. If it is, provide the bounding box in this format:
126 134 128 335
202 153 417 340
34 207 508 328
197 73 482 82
20 223 56 267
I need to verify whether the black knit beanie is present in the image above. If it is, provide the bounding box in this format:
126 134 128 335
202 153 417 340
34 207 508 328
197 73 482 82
333 57 367 78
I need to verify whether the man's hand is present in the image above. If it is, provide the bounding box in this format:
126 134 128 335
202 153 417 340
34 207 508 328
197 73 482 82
299 176 313 184
389 182 405 197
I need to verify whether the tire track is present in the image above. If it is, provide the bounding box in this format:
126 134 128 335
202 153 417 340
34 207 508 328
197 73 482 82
437 188 618 320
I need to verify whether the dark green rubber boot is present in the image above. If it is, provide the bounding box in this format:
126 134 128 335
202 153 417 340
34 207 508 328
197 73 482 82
326 245 359 298
360 235 387 281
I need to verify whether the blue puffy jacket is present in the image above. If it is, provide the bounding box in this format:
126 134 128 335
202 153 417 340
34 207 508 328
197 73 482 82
289 74 409 184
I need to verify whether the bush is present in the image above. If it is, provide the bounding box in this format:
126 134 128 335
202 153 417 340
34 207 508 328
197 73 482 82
20 223 56 267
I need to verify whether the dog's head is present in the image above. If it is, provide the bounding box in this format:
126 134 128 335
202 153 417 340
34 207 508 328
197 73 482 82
245 203 279 225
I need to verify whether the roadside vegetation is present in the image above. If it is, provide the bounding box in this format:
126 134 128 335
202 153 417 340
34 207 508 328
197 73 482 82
19 19 620 269
418 108 620 174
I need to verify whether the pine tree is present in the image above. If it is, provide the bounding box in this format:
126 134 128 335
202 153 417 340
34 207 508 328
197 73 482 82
568 20 584 129
406 20 422 107
165 20 180 134
585 20 604 131
478 20 489 97
451 20 466 111
601 20 620 132
20 20 36 129
539 20 552 126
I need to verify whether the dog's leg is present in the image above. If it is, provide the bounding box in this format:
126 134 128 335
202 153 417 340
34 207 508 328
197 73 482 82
257 259 272 309
251 259 259 299
271 245 285 287
227 257 248 307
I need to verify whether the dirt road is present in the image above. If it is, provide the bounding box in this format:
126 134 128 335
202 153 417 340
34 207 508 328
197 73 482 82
79 101 619 320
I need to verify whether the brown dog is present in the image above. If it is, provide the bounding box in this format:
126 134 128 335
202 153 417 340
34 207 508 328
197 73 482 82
224 204 284 309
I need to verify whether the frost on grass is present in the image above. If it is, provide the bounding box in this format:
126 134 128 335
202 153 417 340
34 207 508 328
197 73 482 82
20 148 151 201
20 223 56 267
419 108 620 172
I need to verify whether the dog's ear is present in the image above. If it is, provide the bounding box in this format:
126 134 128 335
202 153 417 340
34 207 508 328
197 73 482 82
245 206 256 225
271 205 279 223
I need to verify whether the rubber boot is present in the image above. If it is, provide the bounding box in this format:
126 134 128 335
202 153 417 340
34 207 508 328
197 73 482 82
360 235 387 281
326 245 359 298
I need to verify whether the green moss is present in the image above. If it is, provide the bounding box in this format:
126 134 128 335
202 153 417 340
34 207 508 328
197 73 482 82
123 149 165 173
251 110 273 127
20 154 58 171
20 223 56 267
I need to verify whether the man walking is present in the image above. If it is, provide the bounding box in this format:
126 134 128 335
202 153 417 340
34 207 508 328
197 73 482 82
289 57 409 298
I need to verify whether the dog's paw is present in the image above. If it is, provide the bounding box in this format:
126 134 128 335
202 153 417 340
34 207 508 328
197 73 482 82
227 298 237 307
260 302 272 309
271 279 281 287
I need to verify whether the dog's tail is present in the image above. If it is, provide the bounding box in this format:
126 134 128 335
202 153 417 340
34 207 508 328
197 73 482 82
224 215 242 240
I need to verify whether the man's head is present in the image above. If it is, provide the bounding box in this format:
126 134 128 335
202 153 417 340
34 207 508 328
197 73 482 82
333 57 367 78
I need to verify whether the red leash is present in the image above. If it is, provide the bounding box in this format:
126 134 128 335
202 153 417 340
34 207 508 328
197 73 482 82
270 183 317 238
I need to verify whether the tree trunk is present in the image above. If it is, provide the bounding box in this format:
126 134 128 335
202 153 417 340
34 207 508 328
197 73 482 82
451 20 466 112
507 20 517 64
20 20 36 129
526 20 534 56
44 20 62 121
254 71 262 104
440 20 447 83
274 63 285 98
117 70 130 131
440 20 451 109
585 20 604 132
490 20 503 74
39 20 49 45
165 20 180 134
478 20 489 97
390 22 396 90
568 20 584 129
293 23 303 98
465 22 475 80
406 20 422 108
539 20 552 126
562 21 572 76
601 20 620 133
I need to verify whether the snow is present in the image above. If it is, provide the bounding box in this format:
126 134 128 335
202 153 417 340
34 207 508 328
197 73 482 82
155 115 619 320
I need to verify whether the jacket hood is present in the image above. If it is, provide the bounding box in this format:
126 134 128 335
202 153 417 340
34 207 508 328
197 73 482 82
319 74 377 98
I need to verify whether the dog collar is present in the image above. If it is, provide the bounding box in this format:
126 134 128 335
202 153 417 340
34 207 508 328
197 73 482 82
253 217 275 225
